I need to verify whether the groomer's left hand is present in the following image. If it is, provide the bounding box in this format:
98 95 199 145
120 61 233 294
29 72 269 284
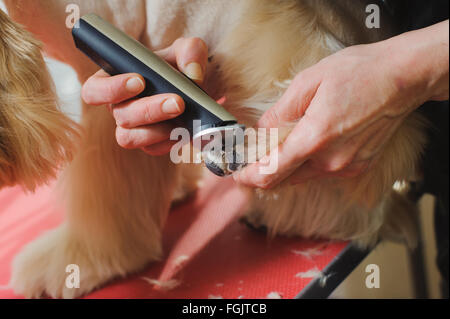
233 20 449 189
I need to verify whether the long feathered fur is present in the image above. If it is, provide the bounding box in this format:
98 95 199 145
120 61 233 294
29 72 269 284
0 9 79 191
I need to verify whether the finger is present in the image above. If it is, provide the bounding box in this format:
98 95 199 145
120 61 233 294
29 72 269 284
82 69 145 105
313 135 362 173
156 37 208 84
234 109 328 189
257 69 322 128
234 118 319 189
112 94 185 128
115 123 173 149
142 140 177 156
234 142 306 189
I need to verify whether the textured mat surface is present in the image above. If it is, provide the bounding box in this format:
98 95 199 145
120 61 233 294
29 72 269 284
0 176 347 299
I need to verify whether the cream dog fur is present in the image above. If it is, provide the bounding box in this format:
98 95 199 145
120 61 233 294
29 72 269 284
2 0 426 298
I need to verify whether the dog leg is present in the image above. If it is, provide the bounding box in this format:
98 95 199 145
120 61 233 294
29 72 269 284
373 190 419 248
171 163 202 204
10 105 178 298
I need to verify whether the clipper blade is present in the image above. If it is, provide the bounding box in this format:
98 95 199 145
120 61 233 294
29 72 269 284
203 147 246 177
195 124 246 177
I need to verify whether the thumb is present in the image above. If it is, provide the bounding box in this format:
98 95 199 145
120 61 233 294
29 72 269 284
257 70 321 129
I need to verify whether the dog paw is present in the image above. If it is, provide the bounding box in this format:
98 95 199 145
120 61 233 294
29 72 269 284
11 225 123 298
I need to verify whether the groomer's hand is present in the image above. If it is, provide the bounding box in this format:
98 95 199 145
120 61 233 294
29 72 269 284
81 37 208 155
234 20 449 189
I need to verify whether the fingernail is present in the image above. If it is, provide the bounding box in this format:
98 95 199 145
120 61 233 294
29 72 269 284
162 98 181 114
184 62 203 82
126 77 144 93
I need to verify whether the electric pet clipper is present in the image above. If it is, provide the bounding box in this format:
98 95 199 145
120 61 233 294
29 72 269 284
72 14 245 176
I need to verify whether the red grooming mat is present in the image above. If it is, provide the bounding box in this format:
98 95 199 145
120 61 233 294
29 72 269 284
0 176 347 299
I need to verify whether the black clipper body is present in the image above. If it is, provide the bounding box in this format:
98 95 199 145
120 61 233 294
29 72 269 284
72 14 245 176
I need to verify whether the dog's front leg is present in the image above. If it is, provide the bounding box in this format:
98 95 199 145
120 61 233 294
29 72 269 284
10 105 177 298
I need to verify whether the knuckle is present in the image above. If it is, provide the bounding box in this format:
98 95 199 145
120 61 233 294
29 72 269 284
142 102 159 124
143 106 153 124
106 82 118 102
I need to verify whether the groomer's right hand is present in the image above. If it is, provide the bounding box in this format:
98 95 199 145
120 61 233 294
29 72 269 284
81 37 208 155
